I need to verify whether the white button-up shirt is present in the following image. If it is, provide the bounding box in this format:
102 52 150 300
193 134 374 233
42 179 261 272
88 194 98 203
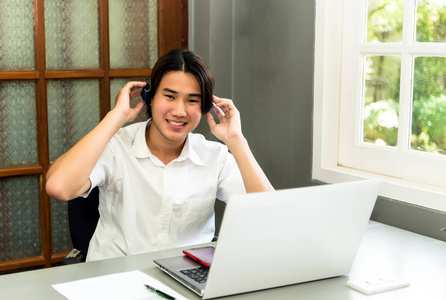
85 120 245 261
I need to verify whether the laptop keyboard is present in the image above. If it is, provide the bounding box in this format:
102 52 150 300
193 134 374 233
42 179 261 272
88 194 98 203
180 266 209 284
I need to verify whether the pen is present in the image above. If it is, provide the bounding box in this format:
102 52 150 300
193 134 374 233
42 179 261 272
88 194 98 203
144 284 176 300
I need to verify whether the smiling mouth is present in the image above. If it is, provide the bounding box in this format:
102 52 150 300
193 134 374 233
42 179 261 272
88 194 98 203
167 120 186 126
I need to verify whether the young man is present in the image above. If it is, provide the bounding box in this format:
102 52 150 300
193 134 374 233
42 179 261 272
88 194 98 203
46 49 274 261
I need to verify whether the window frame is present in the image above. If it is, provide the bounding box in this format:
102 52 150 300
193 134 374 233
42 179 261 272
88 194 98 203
313 0 446 212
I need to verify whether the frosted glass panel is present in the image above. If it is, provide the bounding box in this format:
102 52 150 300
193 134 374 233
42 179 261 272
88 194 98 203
0 0 35 70
51 198 72 254
45 0 100 70
109 0 158 69
0 82 38 167
47 80 100 163
110 78 149 125
0 176 41 261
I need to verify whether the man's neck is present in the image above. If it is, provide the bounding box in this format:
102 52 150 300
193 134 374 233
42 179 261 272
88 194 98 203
145 127 186 165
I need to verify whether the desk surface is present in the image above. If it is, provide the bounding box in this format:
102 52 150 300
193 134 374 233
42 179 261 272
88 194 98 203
1 221 445 299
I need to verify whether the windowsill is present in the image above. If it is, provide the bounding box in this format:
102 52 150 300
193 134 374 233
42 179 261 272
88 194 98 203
313 165 446 212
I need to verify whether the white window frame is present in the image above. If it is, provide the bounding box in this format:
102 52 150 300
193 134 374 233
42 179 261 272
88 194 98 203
313 0 446 212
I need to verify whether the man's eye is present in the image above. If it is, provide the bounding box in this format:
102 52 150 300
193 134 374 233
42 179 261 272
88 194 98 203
165 94 174 99
188 99 200 103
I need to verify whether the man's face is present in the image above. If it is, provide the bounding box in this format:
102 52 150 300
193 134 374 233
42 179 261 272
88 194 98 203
149 71 202 145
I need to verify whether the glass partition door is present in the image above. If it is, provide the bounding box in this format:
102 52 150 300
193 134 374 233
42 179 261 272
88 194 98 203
0 0 188 273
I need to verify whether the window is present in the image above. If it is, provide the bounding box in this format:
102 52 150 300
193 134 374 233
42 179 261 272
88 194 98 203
0 0 187 273
314 0 446 212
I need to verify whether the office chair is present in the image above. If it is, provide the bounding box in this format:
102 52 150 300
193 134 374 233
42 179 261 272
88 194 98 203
63 187 100 264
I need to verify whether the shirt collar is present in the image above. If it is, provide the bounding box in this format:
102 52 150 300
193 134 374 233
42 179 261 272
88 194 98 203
129 119 152 159
178 133 205 166
129 119 205 166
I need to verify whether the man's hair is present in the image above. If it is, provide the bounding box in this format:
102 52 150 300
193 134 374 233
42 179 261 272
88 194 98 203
146 49 214 117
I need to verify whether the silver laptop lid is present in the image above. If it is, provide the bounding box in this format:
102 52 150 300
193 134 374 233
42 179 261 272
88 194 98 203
203 180 381 299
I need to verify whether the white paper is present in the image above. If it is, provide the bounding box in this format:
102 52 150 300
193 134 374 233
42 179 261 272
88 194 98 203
52 270 188 300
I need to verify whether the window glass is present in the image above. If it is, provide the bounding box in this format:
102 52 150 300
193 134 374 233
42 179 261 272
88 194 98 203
363 55 401 146
412 56 446 154
367 0 404 43
416 0 446 42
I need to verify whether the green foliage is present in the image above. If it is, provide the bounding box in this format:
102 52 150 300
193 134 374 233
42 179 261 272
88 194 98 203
413 57 446 102
411 95 446 154
416 0 446 42
364 56 401 106
367 0 404 42
364 95 446 154
363 99 399 146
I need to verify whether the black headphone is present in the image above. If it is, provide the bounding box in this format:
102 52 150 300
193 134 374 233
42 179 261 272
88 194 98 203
140 82 151 105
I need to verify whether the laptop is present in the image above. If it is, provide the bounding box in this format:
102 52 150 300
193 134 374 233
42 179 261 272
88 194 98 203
154 179 381 299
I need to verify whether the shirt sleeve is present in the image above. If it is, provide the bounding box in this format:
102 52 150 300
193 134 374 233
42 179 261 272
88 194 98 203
80 142 117 198
216 152 246 203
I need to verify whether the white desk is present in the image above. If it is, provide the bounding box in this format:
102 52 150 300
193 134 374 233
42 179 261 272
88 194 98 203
0 221 445 299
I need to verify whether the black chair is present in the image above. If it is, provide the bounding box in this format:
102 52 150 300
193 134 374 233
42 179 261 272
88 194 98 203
63 187 100 264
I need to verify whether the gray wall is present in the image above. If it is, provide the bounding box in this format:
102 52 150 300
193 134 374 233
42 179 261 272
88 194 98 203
191 0 314 190
190 0 446 241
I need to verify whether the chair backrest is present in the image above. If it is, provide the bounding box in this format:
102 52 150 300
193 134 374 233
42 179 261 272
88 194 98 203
67 187 100 261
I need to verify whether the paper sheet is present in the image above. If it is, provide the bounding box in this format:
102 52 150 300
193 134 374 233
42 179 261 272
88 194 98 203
52 270 188 300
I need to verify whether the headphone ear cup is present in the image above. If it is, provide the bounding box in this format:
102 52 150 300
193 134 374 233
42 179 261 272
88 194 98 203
141 82 151 105
206 101 215 114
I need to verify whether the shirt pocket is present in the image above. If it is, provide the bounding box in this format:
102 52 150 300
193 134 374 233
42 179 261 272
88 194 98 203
179 196 216 237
